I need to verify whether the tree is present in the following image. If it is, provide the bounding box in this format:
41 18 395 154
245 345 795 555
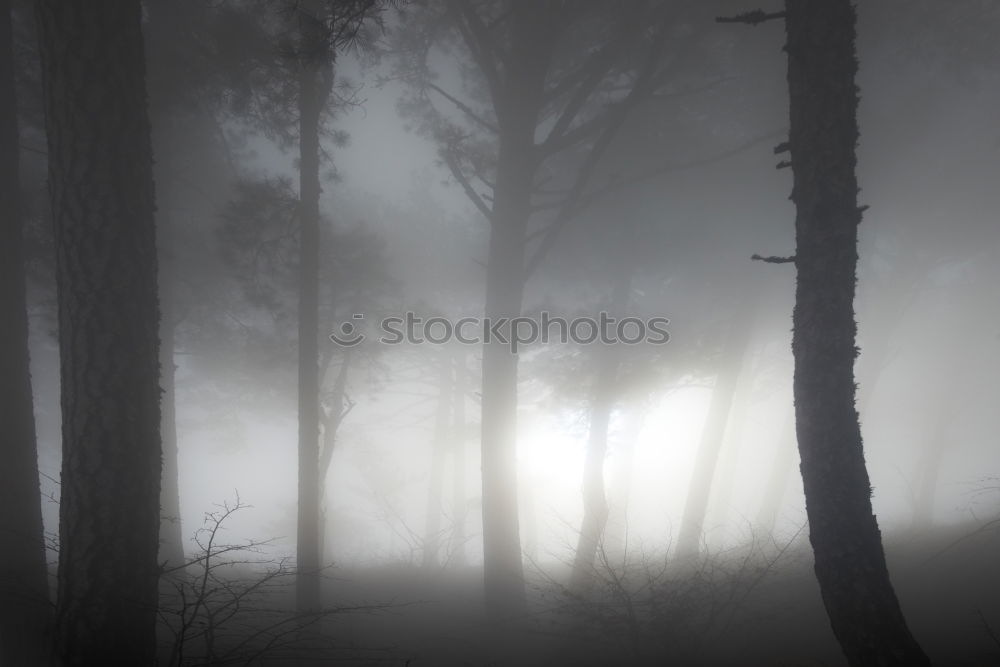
35 0 162 663
0 0 49 662
780 2 931 664
294 0 334 616
398 0 686 618
675 293 756 560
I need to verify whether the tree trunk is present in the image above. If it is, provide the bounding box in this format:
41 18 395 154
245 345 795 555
705 355 758 544
0 1 50 662
569 353 616 588
317 347 352 564
154 129 186 570
570 268 631 589
784 2 930 665
912 395 961 527
158 250 185 568
295 1 333 616
754 410 797 535
449 349 468 567
36 1 162 663
602 407 645 560
145 0 187 574
479 3 552 620
423 355 453 568
676 311 753 560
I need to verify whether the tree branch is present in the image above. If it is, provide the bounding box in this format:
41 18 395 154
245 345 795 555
716 10 786 26
447 0 504 124
441 148 493 222
425 82 498 134
751 253 796 264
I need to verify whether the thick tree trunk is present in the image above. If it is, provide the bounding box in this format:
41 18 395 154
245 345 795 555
0 1 50 662
158 258 185 568
295 2 332 615
36 1 162 663
479 3 552 620
784 2 930 665
449 349 469 567
675 312 753 560
423 356 453 568
146 0 186 574
154 134 185 570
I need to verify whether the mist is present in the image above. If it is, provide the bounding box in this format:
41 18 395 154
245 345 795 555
3 1 1000 665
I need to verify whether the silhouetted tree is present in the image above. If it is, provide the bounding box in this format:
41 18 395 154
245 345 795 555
0 0 49 662
398 0 685 617
35 0 162 663
781 2 931 664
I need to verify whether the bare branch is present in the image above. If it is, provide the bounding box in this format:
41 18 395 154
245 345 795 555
751 253 796 264
716 10 786 26
441 148 493 222
425 82 498 134
447 0 504 122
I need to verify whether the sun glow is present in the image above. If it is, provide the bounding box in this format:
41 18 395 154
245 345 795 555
514 387 715 552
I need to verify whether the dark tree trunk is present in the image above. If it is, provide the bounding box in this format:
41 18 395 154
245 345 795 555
146 0 186 574
478 3 553 620
295 2 333 612
676 311 753 560
158 257 185 568
295 1 333 615
423 356 453 568
154 133 185 570
0 1 50 662
35 1 162 663
784 2 930 665
158 250 184 567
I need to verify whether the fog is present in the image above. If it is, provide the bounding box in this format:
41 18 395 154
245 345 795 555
7 1 1000 665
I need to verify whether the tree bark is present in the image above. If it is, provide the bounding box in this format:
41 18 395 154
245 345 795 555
153 129 185 570
158 251 185 568
35 1 162 663
145 0 187 575
0 1 50 662
295 0 333 616
784 2 930 665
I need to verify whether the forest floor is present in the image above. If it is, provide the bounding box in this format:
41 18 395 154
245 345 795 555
156 517 1000 666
